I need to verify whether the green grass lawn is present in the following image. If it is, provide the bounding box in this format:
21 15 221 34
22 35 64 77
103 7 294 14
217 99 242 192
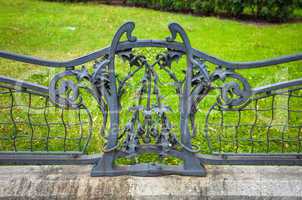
0 0 302 157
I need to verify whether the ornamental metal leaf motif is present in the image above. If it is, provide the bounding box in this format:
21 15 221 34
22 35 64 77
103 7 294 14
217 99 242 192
1 21 301 177
46 21 261 177
48 22 253 153
117 49 182 156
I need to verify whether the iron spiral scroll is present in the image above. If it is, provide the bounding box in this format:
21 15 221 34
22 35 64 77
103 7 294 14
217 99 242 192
0 21 301 177
46 22 256 176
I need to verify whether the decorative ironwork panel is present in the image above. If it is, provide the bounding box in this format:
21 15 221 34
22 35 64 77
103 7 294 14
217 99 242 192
0 22 301 176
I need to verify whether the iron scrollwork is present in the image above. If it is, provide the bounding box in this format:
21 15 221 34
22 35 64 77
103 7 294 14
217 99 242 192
211 67 252 109
1 21 301 176
49 68 90 109
47 21 255 176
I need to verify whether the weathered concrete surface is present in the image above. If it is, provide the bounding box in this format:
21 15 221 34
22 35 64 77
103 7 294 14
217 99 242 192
0 165 301 200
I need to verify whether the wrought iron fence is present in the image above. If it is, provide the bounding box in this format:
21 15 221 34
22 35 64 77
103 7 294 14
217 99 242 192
0 22 301 176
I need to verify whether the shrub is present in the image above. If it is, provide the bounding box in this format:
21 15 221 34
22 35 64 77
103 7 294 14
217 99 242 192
297 0 302 8
46 0 298 22
159 0 174 10
126 0 296 21
172 0 194 11
218 0 244 16
126 0 149 7
245 0 295 21
192 0 215 15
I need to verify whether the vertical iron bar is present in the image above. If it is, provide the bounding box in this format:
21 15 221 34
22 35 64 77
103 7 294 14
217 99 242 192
235 110 241 153
281 91 292 152
81 104 93 153
298 126 302 153
27 93 34 151
266 95 275 153
219 109 224 152
78 108 84 152
249 99 258 153
44 97 50 151
61 108 67 152
9 89 17 151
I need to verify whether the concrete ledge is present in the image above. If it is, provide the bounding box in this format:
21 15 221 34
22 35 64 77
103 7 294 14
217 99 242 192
0 165 301 199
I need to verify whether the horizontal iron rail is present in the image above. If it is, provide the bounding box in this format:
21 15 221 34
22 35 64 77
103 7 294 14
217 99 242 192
1 40 301 69
1 152 301 166
198 154 302 165
0 151 84 155
0 153 99 165
0 75 48 94
253 78 302 94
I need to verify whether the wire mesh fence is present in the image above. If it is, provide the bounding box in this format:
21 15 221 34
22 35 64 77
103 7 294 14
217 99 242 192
0 83 93 154
205 86 302 154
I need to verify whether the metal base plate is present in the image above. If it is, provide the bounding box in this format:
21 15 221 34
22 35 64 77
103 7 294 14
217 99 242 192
91 163 206 177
